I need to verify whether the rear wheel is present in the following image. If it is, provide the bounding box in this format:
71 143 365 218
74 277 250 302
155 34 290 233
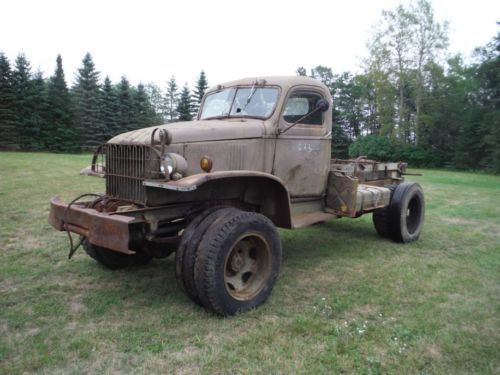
373 182 425 243
83 240 152 270
194 210 282 315
372 185 396 238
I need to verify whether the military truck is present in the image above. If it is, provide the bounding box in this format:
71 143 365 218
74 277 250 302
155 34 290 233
49 76 425 315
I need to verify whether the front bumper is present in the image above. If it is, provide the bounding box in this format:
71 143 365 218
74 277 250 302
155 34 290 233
48 197 139 254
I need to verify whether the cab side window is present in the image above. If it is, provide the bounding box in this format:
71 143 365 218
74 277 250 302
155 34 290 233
283 92 324 125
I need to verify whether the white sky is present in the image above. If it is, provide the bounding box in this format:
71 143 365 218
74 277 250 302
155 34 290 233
1 0 498 89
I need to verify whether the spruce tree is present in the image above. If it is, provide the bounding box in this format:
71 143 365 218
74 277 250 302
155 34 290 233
176 84 193 121
116 76 134 132
100 76 119 139
45 55 75 151
29 71 48 150
132 83 157 129
164 76 179 122
73 52 103 149
0 53 18 150
12 53 46 150
31 71 47 150
192 70 208 116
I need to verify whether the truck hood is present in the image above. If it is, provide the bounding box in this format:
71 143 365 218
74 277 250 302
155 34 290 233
108 119 265 145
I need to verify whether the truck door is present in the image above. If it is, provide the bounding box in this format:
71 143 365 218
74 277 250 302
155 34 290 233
272 87 332 197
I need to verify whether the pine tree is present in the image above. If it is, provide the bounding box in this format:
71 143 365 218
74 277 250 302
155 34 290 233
132 83 157 129
0 53 18 150
11 54 32 149
116 76 134 132
45 55 75 151
29 71 48 150
192 70 208 116
164 76 179 122
100 76 119 139
12 53 47 150
176 84 193 121
73 52 103 149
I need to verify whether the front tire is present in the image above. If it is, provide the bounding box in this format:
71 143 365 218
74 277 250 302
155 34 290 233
175 207 238 305
194 210 282 316
83 240 152 270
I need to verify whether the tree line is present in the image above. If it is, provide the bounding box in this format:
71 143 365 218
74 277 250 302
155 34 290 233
0 52 207 152
298 1 499 172
0 0 498 171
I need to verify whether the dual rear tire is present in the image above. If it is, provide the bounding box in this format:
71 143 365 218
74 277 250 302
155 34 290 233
175 208 282 316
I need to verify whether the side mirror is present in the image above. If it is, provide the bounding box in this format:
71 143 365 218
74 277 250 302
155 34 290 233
316 98 330 112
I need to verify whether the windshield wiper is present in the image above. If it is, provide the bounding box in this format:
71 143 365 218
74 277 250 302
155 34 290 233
239 83 257 114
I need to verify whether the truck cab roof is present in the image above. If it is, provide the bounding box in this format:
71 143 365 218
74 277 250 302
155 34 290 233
206 76 328 95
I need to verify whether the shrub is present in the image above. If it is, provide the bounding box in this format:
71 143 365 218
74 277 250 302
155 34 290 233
349 135 443 168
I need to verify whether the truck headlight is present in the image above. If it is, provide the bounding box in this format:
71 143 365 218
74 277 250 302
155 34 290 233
161 154 175 175
160 153 188 178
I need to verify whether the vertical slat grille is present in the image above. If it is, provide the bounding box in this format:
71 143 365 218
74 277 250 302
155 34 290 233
105 144 161 204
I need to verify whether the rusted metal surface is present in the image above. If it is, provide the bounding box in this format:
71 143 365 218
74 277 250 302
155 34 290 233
105 144 162 204
326 172 392 217
143 170 287 192
224 233 272 300
331 158 406 184
142 171 293 228
49 197 139 254
354 184 391 213
326 172 359 217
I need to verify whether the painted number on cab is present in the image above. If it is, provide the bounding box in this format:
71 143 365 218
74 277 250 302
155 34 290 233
298 142 317 153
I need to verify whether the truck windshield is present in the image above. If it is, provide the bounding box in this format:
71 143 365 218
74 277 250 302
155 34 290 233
200 87 279 120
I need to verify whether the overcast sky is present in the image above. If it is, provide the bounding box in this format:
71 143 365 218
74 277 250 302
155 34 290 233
1 0 498 89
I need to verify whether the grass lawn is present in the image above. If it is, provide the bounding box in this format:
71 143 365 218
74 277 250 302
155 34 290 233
0 152 499 374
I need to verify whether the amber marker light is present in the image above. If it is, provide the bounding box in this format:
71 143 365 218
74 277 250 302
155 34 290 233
200 156 213 172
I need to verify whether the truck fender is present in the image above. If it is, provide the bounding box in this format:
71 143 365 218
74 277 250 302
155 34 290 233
144 171 292 228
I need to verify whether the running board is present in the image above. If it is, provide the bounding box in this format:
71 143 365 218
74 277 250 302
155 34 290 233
291 212 336 229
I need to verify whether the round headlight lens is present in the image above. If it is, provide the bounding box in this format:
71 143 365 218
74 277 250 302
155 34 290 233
160 154 175 176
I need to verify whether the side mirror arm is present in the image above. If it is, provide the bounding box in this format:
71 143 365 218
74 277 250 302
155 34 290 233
278 98 330 135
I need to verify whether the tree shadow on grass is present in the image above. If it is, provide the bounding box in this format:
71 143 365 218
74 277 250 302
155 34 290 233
281 218 396 264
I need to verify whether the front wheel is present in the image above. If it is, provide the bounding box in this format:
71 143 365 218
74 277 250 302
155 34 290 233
194 210 282 315
83 240 152 269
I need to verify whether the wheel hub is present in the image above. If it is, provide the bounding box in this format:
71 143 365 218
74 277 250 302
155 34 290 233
224 233 272 301
229 250 245 272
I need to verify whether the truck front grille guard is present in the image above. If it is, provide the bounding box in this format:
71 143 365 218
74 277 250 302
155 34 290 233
91 143 163 205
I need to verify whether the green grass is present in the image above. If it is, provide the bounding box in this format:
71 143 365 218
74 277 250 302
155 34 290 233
1 152 499 374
